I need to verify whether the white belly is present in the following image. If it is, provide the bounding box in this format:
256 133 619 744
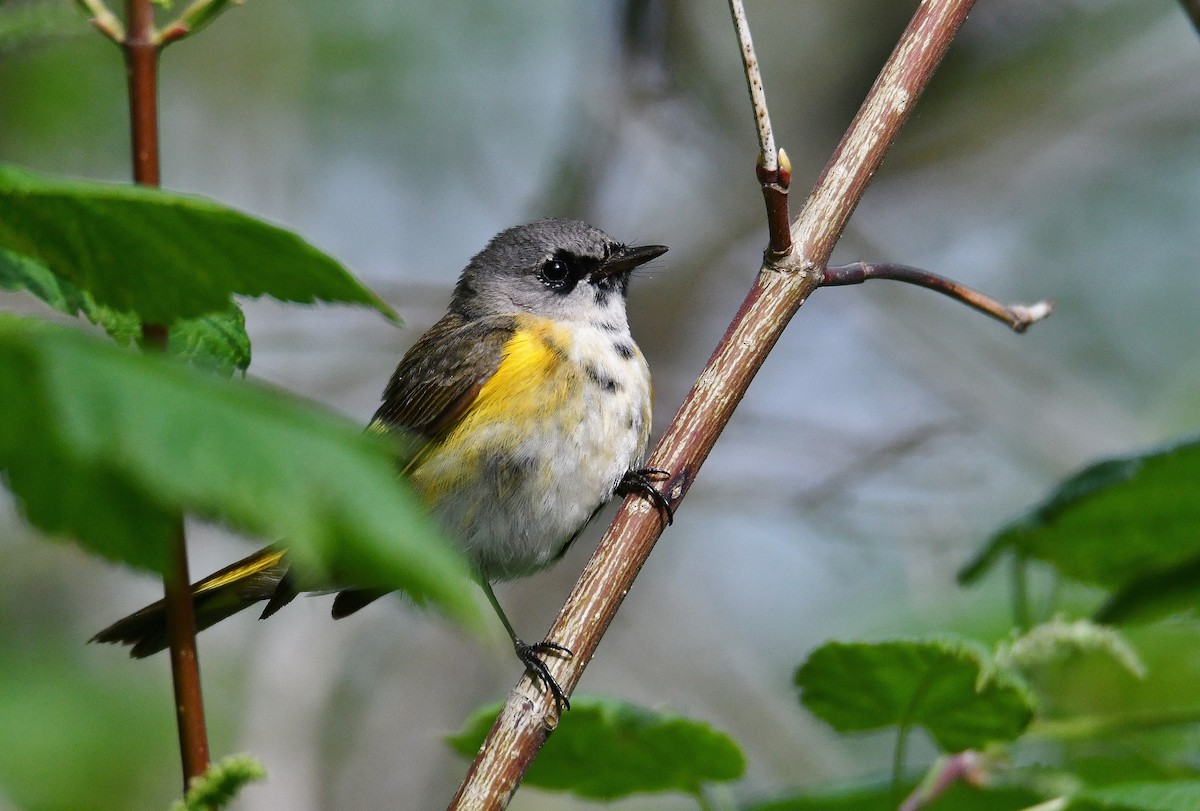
415 323 651 580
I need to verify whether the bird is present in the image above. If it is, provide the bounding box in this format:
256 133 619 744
93 217 672 708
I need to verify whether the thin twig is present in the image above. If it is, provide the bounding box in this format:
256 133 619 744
73 0 126 42
158 0 243 48
822 262 1054 333
729 0 793 257
728 0 776 170
446 2 978 808
123 0 212 789
756 148 793 259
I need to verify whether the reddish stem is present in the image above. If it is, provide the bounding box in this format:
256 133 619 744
124 0 160 186
756 158 793 258
122 0 211 788
164 519 210 785
822 261 1054 333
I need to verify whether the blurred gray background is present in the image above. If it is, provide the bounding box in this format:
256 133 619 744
1 0 1198 808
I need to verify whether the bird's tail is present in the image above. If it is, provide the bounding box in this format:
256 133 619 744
92 547 294 658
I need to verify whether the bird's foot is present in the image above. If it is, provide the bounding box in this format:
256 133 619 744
514 638 572 712
617 467 675 526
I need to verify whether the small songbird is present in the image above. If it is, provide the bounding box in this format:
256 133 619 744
93 218 671 707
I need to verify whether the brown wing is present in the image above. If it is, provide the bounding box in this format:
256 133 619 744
332 314 517 618
370 311 518 442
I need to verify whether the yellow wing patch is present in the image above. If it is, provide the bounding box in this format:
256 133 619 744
194 548 287 595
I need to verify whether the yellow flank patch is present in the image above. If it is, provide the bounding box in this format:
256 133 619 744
195 549 287 594
411 316 577 501
458 316 575 431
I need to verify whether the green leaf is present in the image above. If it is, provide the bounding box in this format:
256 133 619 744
795 638 1034 752
0 315 480 629
745 781 1042 811
0 163 397 325
0 647 179 810
447 696 745 800
165 304 251 377
996 618 1146 681
0 0 80 52
2 247 251 375
1066 779 1200 811
959 438 1200 596
1096 558 1200 626
167 755 266 811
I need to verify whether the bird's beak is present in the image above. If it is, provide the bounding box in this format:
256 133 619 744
594 244 669 280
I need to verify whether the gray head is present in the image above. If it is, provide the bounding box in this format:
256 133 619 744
449 218 667 324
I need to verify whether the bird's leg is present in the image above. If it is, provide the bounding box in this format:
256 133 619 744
616 467 674 526
481 580 572 711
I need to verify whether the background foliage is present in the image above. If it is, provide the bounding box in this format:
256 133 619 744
1 0 1198 809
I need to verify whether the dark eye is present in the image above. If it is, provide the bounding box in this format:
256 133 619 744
539 258 572 289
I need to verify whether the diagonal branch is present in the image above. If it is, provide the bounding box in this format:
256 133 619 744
446 1 979 808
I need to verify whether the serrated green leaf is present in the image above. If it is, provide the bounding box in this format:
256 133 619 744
2 246 251 375
166 304 250 377
168 755 266 811
0 315 480 630
959 438 1200 595
1067 779 1200 811
996 618 1146 680
447 696 745 800
0 163 397 325
795 638 1034 752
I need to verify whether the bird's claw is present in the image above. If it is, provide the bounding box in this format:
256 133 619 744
617 467 675 526
514 638 573 712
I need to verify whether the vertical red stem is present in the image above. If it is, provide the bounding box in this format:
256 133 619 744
164 519 210 785
122 0 211 788
124 0 160 187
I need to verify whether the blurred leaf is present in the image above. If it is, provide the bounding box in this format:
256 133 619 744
1066 780 1200 811
0 0 81 53
0 315 480 629
447 696 745 800
744 780 1042 811
0 647 178 810
167 754 266 811
1 247 250 375
996 618 1145 680
0 163 398 324
1097 557 1200 626
795 638 1034 751
959 439 1200 598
